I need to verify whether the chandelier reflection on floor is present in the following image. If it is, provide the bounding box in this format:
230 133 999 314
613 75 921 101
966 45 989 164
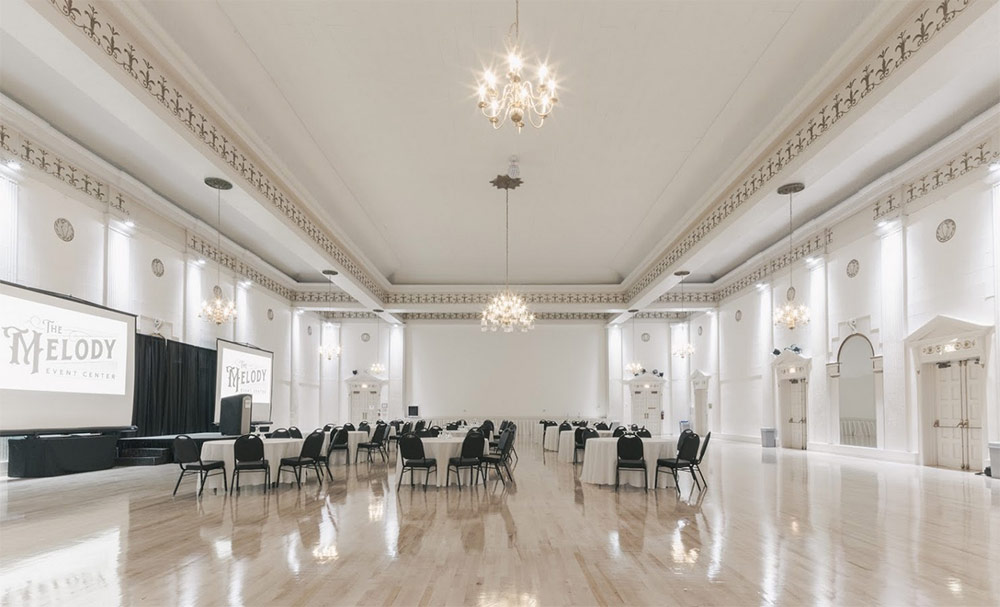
482 159 535 333
475 0 558 131
199 177 237 325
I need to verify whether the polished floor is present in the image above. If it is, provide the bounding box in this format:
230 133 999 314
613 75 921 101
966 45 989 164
1 440 999 606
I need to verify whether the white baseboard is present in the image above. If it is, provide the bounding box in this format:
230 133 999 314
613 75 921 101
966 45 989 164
715 433 760 444
807 442 919 465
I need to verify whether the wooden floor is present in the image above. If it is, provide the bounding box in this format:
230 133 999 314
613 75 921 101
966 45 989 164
1 440 999 606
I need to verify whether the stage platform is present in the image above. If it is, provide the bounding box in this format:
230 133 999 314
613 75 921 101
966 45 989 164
116 433 238 466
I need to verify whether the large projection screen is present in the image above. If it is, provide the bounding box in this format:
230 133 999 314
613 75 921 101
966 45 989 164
215 339 273 423
0 281 136 434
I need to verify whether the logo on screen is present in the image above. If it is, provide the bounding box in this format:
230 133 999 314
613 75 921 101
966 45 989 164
225 362 267 392
4 321 117 375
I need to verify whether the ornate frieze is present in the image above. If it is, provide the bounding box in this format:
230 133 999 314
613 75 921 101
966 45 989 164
920 338 976 357
383 291 628 306
655 291 719 304
188 234 294 300
293 289 358 304
633 312 689 320
715 231 831 302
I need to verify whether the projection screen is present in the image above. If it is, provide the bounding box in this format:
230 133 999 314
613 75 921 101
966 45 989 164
0 281 136 434
215 339 273 423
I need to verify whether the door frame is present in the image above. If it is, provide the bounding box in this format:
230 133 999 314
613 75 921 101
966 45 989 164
772 351 811 449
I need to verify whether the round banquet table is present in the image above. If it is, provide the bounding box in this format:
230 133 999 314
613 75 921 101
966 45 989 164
199 437 303 491
543 428 562 452
556 429 614 462
579 436 676 488
395 436 485 487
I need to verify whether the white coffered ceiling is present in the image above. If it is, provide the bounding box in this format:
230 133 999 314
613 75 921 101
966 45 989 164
1 0 998 312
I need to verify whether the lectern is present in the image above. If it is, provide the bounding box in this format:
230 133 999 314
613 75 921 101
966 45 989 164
220 394 252 436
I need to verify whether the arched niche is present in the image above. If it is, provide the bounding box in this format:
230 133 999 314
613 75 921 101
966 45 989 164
835 333 878 448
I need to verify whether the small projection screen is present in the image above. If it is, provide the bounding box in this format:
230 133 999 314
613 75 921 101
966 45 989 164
0 281 136 434
215 339 273 423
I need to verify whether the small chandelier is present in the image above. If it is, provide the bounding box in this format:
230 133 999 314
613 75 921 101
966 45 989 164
672 271 695 358
482 161 535 333
318 270 342 360
369 311 386 375
624 309 643 375
475 0 558 131
199 177 237 325
774 183 810 330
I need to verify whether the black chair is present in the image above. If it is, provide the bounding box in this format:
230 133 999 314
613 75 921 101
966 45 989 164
319 427 350 477
612 426 627 438
573 427 586 464
690 431 711 487
615 434 647 492
447 430 485 489
414 420 427 432
636 427 652 438
397 433 437 490
388 421 410 449
322 423 335 432
595 422 609 431
579 428 599 464
278 430 325 488
677 428 694 450
558 421 572 432
288 426 303 439
480 427 515 486
445 422 460 431
230 434 269 494
172 435 227 496
343 423 356 431
356 423 389 463
358 421 371 433
655 432 702 492
480 419 495 439
270 428 291 438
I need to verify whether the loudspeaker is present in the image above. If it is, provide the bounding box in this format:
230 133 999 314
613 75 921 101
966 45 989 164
220 394 252 436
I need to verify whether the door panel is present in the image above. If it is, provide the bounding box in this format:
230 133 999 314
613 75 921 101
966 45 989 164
934 364 965 469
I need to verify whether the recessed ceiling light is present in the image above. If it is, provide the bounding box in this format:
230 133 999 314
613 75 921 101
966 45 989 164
196 258 206 266
5 159 21 170
989 161 1000 172
124 219 135 228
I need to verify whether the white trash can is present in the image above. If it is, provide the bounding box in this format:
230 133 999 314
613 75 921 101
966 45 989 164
989 442 1000 477
761 427 777 448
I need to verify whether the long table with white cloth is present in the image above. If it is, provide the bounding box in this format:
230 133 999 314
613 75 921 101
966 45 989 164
199 437 304 491
395 436 487 487
556 429 613 462
579 436 676 488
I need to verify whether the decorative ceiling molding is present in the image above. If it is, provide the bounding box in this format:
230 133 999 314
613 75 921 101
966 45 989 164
293 289 359 304
655 291 720 304
187 234 294 300
872 137 998 220
624 0 978 302
634 312 689 320
715 230 832 302
321 311 377 320
384 291 627 306
399 312 612 322
43 0 386 300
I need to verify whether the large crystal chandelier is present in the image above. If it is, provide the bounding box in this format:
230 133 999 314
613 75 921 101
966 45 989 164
672 271 695 358
369 311 386 375
199 177 237 325
774 183 810 330
318 270 342 360
475 0 558 131
624 310 643 376
482 161 535 332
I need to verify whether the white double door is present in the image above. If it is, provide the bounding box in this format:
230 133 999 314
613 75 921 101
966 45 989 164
782 380 807 450
934 359 983 471
349 387 380 423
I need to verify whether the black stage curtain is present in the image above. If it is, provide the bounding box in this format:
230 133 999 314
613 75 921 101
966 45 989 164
132 334 217 436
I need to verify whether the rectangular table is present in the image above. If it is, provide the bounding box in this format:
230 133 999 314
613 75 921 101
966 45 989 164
557 429 613 462
395 436 486 487
579 436 677 488
199 437 303 491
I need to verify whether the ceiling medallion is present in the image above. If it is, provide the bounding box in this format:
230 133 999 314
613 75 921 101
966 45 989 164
936 219 956 243
475 0 558 131
199 177 237 325
482 160 535 333
53 218 75 242
774 183 809 331
151 258 165 277
847 259 860 278
672 271 695 359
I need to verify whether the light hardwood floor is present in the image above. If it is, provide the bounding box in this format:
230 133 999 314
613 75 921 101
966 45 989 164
1 440 998 606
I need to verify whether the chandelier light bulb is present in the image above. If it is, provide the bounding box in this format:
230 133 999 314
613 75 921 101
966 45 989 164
481 289 535 333
625 361 644 376
319 343 341 360
199 285 237 325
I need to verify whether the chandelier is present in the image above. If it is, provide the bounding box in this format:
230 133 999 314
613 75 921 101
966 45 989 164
369 311 386 375
482 161 535 332
475 0 558 131
672 271 695 358
774 183 810 330
199 177 237 325
318 270 342 360
624 310 643 375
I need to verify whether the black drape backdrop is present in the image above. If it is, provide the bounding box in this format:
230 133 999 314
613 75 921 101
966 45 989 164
132 334 217 437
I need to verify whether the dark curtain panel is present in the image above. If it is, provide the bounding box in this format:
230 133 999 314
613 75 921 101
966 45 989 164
132 334 217 436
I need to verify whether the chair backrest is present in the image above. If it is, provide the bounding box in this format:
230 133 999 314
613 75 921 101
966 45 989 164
636 427 652 438
369 423 387 444
288 426 303 439
583 428 599 442
612 426 627 437
173 435 200 464
330 427 349 448
574 427 586 446
499 428 516 456
398 433 425 460
696 431 712 464
630 424 639 431
579 420 589 427
322 423 334 432
596 422 609 430
401 422 413 434
234 434 265 463
481 419 494 433
446 422 459 431
499 420 510 431
301 430 326 459
415 420 427 432
430 425 443 432
559 421 572 432
678 432 701 462
416 428 439 438
676 428 694 450
461 431 485 459
271 428 291 439
616 434 644 461
343 423 356 431
358 421 370 431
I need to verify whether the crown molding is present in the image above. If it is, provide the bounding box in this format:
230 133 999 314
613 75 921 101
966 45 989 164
293 288 360 304
384 291 628 306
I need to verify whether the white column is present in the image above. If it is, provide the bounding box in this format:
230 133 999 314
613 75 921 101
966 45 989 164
388 323 405 420
0 176 17 281
607 324 623 424
879 220 908 452
760 285 775 431
319 321 342 424
990 182 1000 445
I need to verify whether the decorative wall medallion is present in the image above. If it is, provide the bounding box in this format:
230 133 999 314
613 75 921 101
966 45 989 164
846 259 860 278
735 310 743 322
935 219 956 243
307 326 313 336
786 286 796 302
151 258 164 277
267 308 274 321
697 326 703 336
53 218 74 242
640 332 650 342
361 333 371 342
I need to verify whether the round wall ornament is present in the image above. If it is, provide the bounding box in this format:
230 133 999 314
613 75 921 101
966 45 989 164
846 259 860 278
786 286 796 302
53 218 75 242
267 308 274 321
151 258 164 277
640 332 650 342
697 326 703 336
307 326 313 336
935 219 956 243
735 310 743 322
361 333 371 342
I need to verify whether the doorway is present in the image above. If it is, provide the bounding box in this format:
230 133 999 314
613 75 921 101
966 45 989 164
779 379 807 450
693 388 708 435
349 386 380 423
933 359 983 470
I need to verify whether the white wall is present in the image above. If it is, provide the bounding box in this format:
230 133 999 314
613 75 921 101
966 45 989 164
405 321 607 419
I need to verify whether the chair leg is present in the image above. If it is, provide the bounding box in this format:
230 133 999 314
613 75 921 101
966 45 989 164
697 465 706 487
173 468 186 496
324 459 333 480
446 465 451 489
654 466 659 490
397 466 405 490
423 468 429 491
232 469 239 494
295 466 302 489
644 465 648 493
615 467 619 492
689 466 700 489
222 467 228 492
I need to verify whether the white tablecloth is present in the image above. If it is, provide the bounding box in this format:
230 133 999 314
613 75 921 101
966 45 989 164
543 427 564 451
395 436 484 487
557 429 614 462
200 437 303 491
579 437 676 488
